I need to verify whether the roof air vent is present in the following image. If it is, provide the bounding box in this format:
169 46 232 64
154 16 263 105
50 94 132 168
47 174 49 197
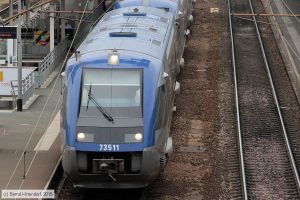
109 32 137 37
123 12 146 17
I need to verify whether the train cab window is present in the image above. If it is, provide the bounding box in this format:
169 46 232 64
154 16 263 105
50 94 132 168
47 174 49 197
80 69 143 119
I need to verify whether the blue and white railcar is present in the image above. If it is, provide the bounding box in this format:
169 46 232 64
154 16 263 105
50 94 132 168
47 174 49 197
61 6 181 188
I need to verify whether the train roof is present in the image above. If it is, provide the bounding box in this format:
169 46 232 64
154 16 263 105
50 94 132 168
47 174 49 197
76 6 174 60
115 0 179 14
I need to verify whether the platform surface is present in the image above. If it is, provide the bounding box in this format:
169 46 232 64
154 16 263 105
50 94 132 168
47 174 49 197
0 71 62 191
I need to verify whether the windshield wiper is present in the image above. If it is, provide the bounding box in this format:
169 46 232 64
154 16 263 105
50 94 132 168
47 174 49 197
86 83 92 111
86 84 114 123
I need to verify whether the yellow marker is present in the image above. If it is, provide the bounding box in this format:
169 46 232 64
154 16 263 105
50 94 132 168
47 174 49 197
0 71 3 82
210 8 219 13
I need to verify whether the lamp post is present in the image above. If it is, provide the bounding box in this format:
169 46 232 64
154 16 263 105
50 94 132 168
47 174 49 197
9 0 13 25
50 3 54 51
17 0 23 111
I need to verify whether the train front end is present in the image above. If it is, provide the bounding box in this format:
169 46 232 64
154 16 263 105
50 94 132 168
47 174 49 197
61 51 164 188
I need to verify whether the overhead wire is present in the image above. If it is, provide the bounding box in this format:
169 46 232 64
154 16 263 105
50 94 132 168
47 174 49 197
232 15 278 26
48 15 93 23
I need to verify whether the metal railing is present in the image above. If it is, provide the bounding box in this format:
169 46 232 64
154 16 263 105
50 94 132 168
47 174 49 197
9 69 35 107
11 37 71 107
22 70 35 105
35 37 71 88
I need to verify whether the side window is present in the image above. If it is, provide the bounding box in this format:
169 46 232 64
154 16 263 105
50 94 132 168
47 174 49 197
155 85 167 129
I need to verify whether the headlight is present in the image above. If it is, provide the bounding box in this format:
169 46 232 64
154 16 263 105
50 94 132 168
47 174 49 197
134 133 143 141
108 53 120 65
77 132 85 141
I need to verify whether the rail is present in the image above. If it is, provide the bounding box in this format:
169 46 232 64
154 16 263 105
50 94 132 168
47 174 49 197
227 0 247 199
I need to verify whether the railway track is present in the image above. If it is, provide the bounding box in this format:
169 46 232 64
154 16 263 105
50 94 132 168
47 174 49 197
228 0 300 199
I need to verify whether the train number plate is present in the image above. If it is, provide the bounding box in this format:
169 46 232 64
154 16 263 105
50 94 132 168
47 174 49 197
99 144 120 151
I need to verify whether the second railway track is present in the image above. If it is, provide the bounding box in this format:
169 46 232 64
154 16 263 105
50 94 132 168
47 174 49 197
229 0 300 199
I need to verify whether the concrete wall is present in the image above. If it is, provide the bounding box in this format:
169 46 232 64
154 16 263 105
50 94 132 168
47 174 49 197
262 0 300 102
